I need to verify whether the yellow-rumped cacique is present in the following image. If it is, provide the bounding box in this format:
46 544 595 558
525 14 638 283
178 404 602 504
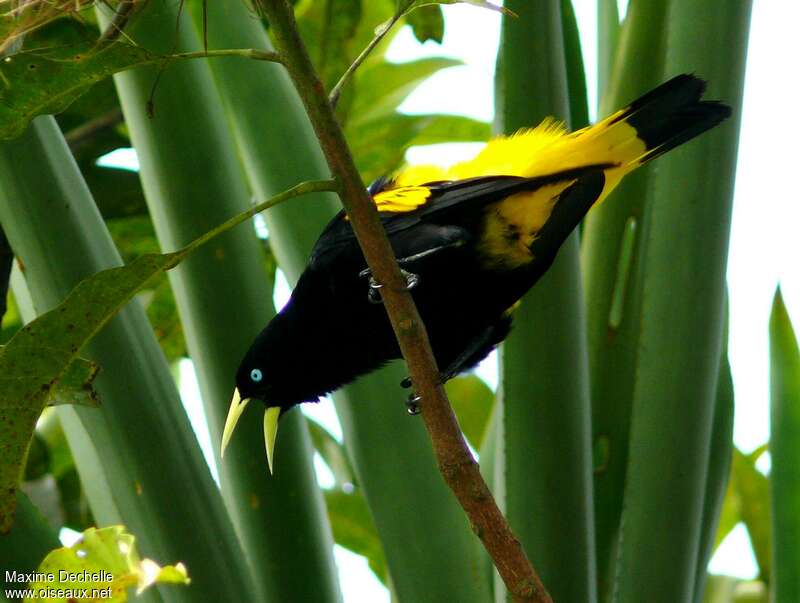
221 74 730 473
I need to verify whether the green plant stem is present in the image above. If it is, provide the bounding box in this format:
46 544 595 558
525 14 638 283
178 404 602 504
495 3 596 602
185 179 339 253
611 2 752 600
329 13 401 108
580 5 669 597
597 0 620 99
259 1 548 601
167 48 283 63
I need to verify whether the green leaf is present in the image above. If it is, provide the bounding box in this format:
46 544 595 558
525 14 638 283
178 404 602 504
0 492 60 582
769 288 800 602
82 166 148 221
297 0 364 98
560 0 589 129
0 163 329 531
47 357 101 408
713 482 741 553
406 5 444 43
444 374 494 449
307 418 357 485
581 4 671 593
0 251 178 531
406 1 510 16
597 0 620 98
29 525 190 601
347 113 489 182
732 447 771 581
0 43 155 140
494 2 596 602
592 2 752 600
350 57 462 125
694 302 736 602
324 489 388 584
2 116 264 602
702 576 768 603
319 0 364 90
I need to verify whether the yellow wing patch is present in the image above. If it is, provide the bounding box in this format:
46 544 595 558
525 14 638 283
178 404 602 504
372 185 432 213
477 181 572 270
394 164 448 187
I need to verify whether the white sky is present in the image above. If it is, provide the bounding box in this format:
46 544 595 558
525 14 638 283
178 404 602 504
98 1 799 598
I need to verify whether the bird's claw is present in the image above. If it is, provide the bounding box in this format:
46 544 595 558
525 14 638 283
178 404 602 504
400 376 413 389
406 392 422 415
359 268 419 304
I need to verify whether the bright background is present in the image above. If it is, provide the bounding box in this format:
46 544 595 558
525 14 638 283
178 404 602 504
96 1 800 600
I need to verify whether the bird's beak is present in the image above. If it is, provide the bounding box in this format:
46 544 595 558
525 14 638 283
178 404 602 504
221 388 282 475
221 388 250 459
263 406 281 475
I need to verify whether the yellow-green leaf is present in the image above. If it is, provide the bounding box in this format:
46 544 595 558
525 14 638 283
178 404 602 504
445 374 495 449
27 525 189 602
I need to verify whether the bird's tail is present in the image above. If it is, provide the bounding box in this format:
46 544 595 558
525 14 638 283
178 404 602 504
603 74 732 165
573 74 731 172
560 74 730 203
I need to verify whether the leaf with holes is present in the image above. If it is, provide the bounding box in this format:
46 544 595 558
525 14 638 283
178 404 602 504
0 251 180 532
0 42 155 140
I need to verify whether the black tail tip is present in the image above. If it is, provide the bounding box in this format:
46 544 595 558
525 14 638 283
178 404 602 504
623 74 732 160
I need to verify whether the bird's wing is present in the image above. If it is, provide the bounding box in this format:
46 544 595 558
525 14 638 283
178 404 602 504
308 164 611 271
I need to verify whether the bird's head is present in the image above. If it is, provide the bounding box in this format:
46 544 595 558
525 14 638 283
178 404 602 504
220 363 283 475
220 314 309 474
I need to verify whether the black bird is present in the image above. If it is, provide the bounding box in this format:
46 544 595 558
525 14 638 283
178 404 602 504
221 74 730 472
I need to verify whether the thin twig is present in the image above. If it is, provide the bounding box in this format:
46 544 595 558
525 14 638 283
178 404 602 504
257 2 552 602
183 179 338 256
64 108 124 152
328 13 401 109
99 0 142 43
168 48 283 63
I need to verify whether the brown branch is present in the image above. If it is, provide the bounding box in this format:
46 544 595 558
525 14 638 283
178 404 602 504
256 2 551 602
99 0 142 43
64 108 124 152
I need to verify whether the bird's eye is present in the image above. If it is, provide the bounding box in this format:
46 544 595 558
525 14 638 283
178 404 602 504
250 368 263 383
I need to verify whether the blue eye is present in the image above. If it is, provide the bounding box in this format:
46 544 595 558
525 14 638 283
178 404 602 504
250 368 263 383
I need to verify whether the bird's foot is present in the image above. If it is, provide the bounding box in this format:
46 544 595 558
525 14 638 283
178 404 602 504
406 392 422 415
359 267 419 304
400 376 413 389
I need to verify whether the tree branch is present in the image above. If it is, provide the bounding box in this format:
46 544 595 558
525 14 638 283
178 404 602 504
257 2 551 602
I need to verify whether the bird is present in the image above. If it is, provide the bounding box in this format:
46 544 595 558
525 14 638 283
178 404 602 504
221 74 731 473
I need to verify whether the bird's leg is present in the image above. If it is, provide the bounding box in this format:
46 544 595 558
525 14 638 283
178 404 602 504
405 392 422 415
359 267 419 304
358 241 462 304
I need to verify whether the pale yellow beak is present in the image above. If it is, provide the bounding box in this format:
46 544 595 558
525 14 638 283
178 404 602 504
263 406 281 475
221 388 282 475
221 388 249 459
